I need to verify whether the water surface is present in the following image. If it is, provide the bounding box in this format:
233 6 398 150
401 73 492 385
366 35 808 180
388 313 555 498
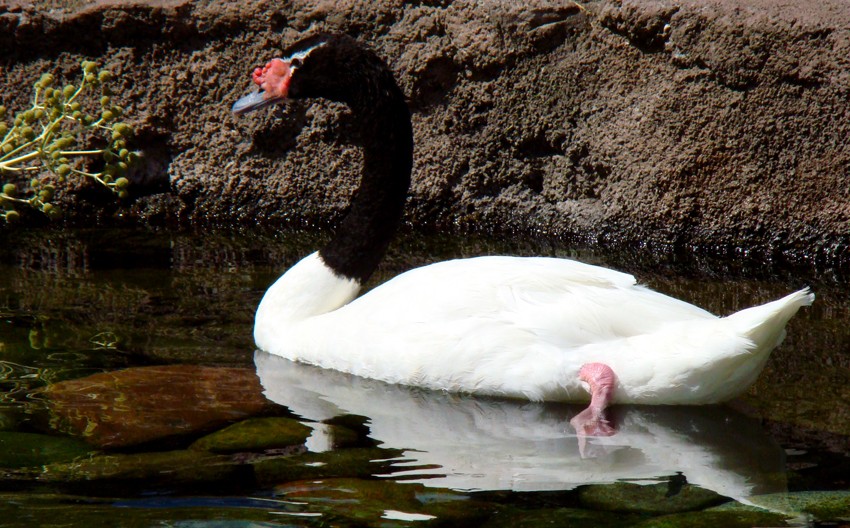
1 227 848 526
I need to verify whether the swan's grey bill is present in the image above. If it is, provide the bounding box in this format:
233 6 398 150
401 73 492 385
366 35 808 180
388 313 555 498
232 91 283 116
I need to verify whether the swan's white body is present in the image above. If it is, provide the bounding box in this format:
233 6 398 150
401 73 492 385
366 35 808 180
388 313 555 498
254 252 813 405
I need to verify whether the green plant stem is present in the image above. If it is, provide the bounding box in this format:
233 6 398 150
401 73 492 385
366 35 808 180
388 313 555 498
60 149 103 156
65 78 87 106
1 139 40 166
32 86 41 107
0 150 41 169
0 192 35 205
0 119 103 173
0 164 41 172
0 117 65 166
70 168 111 187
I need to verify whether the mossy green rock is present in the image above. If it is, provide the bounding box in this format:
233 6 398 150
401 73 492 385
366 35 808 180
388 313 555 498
0 492 283 527
746 490 850 521
253 446 404 485
190 417 312 453
482 506 640 528
0 432 93 469
579 481 726 515
635 509 790 527
324 423 362 448
275 477 495 526
34 449 242 491
801 491 850 520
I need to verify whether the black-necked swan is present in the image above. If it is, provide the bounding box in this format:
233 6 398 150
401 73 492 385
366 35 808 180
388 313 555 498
232 33 813 434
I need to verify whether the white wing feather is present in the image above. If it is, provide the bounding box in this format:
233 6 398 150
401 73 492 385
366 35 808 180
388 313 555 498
256 254 812 404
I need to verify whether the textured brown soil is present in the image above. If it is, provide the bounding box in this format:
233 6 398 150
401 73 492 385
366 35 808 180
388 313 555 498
2 0 849 268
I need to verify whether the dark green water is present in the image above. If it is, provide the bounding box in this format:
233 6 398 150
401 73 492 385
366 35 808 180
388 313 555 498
1 227 849 527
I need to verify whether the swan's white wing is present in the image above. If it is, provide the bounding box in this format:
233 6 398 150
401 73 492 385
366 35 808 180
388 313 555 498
344 256 715 348
275 256 717 400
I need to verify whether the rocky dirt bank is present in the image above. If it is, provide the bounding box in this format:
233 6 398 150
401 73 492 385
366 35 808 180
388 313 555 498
1 0 848 268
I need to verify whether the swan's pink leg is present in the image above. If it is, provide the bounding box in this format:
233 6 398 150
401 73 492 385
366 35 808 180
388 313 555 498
570 362 618 439
579 362 617 416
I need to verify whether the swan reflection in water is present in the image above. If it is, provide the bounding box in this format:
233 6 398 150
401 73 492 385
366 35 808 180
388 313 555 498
255 351 786 502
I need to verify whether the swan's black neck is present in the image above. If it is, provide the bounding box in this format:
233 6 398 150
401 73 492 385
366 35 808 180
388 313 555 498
314 45 413 284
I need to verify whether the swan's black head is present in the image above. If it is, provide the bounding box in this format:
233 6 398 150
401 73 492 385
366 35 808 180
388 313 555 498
232 33 399 115
232 33 413 285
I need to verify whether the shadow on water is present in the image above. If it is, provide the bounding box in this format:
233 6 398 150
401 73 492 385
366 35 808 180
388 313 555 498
0 227 849 526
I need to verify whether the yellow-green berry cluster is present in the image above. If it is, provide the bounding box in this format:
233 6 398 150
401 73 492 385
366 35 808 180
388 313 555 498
1 59 137 224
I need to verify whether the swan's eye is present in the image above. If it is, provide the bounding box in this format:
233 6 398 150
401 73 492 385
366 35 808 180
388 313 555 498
290 57 303 69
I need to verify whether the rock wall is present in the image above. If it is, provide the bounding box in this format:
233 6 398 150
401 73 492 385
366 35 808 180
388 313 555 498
1 0 848 267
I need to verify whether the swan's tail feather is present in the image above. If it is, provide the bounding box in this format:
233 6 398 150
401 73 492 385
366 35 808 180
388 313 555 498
685 288 814 403
725 287 814 351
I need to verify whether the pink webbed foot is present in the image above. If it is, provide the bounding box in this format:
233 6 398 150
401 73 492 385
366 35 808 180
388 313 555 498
570 362 618 439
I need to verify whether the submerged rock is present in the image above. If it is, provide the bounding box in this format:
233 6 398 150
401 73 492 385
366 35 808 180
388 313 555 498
42 365 282 448
35 449 248 493
481 507 639 528
746 490 850 522
0 432 93 469
800 490 850 521
274 477 495 526
0 492 282 527
252 446 406 486
190 417 312 454
318 423 364 449
633 509 790 528
578 481 726 515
